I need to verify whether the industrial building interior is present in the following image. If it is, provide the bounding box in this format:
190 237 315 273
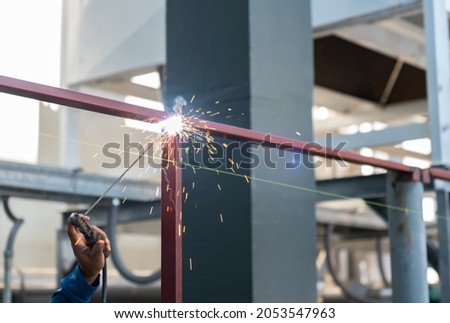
1 0 450 302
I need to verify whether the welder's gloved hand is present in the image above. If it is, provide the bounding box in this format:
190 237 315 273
67 217 111 285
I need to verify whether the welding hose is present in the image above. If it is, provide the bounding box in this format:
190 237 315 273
107 199 161 284
101 262 107 303
324 224 376 303
2 196 24 303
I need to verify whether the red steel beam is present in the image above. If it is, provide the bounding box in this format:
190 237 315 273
0 75 168 122
191 119 416 174
160 136 183 302
0 75 426 174
429 168 450 182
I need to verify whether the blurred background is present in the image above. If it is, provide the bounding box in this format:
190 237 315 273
0 0 449 302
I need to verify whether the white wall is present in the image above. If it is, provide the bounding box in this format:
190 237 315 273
62 0 166 85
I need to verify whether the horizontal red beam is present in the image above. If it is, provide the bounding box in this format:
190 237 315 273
0 75 168 122
192 119 415 174
0 75 441 176
429 168 450 182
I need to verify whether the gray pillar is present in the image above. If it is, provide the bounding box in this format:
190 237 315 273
166 0 316 302
249 0 316 302
436 188 450 302
424 0 450 164
424 0 450 302
166 0 252 302
386 172 428 302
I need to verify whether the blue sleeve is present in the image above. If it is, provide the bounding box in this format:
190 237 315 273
50 266 100 303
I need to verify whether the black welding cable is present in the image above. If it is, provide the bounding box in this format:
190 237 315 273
107 200 161 284
2 196 24 303
324 224 374 303
101 262 107 303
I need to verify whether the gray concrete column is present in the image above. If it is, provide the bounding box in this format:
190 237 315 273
166 0 316 302
436 187 450 302
424 0 450 164
249 0 316 302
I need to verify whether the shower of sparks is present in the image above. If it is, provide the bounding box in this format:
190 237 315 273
132 98 258 233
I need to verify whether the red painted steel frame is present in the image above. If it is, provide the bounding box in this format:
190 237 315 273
0 76 169 122
190 119 416 174
2 75 450 301
161 136 182 302
430 168 450 182
0 76 419 174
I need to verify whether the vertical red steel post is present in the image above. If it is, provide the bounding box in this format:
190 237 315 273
161 135 183 302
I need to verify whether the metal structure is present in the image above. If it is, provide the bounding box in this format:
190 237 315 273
160 136 182 302
2 74 450 302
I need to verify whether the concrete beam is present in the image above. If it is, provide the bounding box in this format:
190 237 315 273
314 99 427 134
315 122 429 150
0 160 157 203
